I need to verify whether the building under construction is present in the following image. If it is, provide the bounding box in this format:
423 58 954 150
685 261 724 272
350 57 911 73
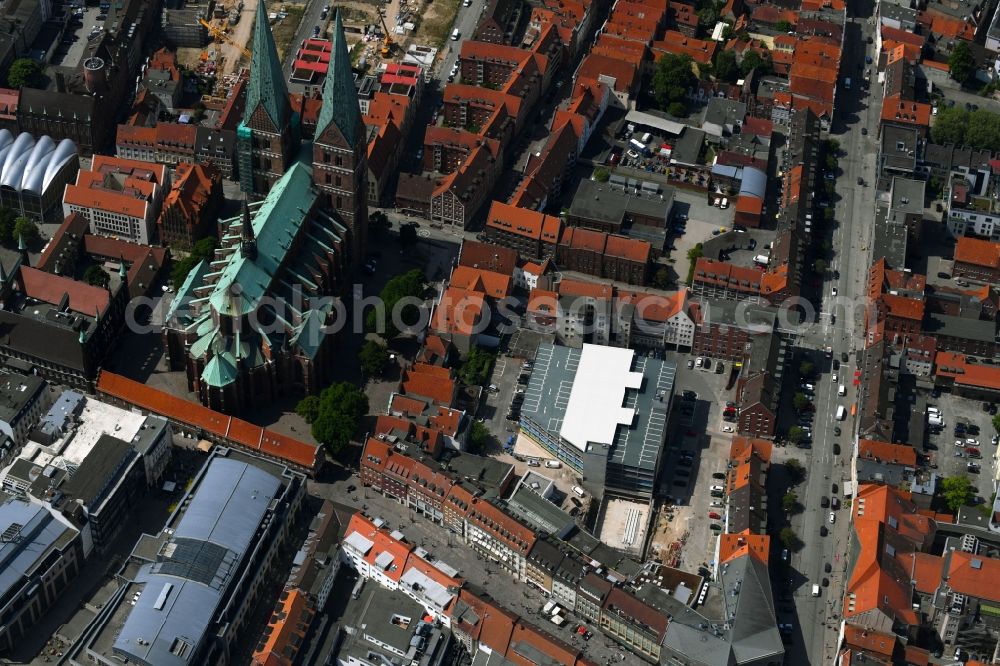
162 1 213 47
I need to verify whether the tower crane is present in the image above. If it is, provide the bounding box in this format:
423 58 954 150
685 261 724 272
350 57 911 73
376 3 394 57
199 18 251 58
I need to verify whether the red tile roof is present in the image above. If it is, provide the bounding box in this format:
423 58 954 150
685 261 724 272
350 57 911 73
450 265 512 299
935 351 1000 391
880 293 925 321
20 266 110 316
575 54 638 94
558 277 613 299
954 236 1000 269
945 551 1000 603
251 588 314 666
486 201 562 243
718 533 770 564
692 258 762 293
459 240 518 275
651 31 717 64
880 94 931 128
858 439 917 467
400 363 457 406
96 371 322 471
842 624 896 657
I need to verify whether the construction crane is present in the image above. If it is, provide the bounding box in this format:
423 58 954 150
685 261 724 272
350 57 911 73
199 18 250 58
376 3 394 57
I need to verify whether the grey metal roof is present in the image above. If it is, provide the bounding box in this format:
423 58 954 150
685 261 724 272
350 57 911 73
520 344 675 473
890 177 925 215
113 458 281 666
923 313 998 343
739 166 767 200
0 494 77 605
672 127 706 166
568 179 673 227
505 486 575 536
623 109 687 136
0 371 45 425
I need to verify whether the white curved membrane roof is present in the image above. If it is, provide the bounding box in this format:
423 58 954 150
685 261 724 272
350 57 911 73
0 132 78 194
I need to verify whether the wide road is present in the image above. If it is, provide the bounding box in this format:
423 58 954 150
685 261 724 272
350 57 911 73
788 4 883 664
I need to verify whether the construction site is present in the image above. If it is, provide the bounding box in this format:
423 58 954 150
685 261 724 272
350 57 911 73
174 0 455 99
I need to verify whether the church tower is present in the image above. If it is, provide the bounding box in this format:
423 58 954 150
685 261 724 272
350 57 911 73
312 10 368 272
238 0 298 198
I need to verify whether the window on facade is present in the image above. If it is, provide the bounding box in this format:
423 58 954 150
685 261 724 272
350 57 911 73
336 155 344 166
336 196 343 209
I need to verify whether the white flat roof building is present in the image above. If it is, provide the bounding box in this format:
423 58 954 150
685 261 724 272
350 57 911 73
560 345 643 452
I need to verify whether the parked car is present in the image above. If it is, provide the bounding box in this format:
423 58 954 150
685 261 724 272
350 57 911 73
829 512 836 524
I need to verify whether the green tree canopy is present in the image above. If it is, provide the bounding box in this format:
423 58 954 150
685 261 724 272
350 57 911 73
84 265 110 288
787 427 805 444
358 339 390 377
949 41 976 85
779 527 799 549
593 167 610 182
0 207 15 244
6 59 43 89
171 236 218 289
468 420 491 453
799 361 815 378
399 223 418 246
686 243 704 285
308 382 369 455
792 393 812 412
931 107 969 145
652 266 671 289
814 258 828 274
993 413 1000 433
713 49 738 83
740 50 772 76
369 211 391 236
782 491 799 513
940 476 975 512
785 458 805 484
13 217 38 246
775 20 792 32
459 346 495 386
653 54 696 114
295 395 320 424
365 268 425 339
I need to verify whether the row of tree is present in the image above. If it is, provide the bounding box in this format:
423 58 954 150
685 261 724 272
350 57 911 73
930 106 1000 152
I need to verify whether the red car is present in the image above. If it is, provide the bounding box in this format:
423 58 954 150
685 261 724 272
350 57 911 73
966 447 981 458
708 511 721 519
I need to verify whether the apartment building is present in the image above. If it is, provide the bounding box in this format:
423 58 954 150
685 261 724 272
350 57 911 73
485 200 562 259
62 156 168 245
157 161 223 247
953 236 1000 283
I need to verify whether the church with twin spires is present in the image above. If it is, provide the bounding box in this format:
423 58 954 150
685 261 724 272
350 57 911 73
162 3 368 414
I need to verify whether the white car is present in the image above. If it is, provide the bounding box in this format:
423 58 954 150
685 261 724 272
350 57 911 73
722 425 734 433
831 287 838 296
710 500 724 508
829 512 836 524
832 374 838 382
696 357 704 368
710 485 725 493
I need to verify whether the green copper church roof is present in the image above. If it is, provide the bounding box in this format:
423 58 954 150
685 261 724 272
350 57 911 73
202 352 239 388
246 0 290 130
315 11 362 144
209 160 318 317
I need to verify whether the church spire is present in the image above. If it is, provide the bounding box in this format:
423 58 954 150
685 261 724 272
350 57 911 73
315 10 362 144
245 0 291 129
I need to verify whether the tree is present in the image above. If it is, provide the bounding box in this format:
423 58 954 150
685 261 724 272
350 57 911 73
779 527 799 549
593 167 610 182
309 381 369 455
787 426 805 444
940 476 975 512
652 266 671 289
399 223 418 247
949 41 976 85
930 107 970 145
713 49 739 83
799 361 814 378
786 458 805 484
6 58 43 89
295 395 320 423
826 139 840 155
686 243 704 285
366 268 424 339
468 420 491 453
459 346 495 386
740 50 772 76
653 54 696 114
775 20 792 32
359 339 390 377
782 491 800 513
824 154 838 172
13 217 38 246
993 414 1000 433
667 102 687 117
369 211 391 236
813 258 827 274
83 265 110 288
792 393 812 412
171 236 218 289
0 206 16 244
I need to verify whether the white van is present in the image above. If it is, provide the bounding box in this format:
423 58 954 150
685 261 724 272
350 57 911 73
720 197 729 209
641 132 652 144
812 584 821 597
545 460 562 469
838 384 846 396
835 405 846 421
451 28 460 40
572 485 586 497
